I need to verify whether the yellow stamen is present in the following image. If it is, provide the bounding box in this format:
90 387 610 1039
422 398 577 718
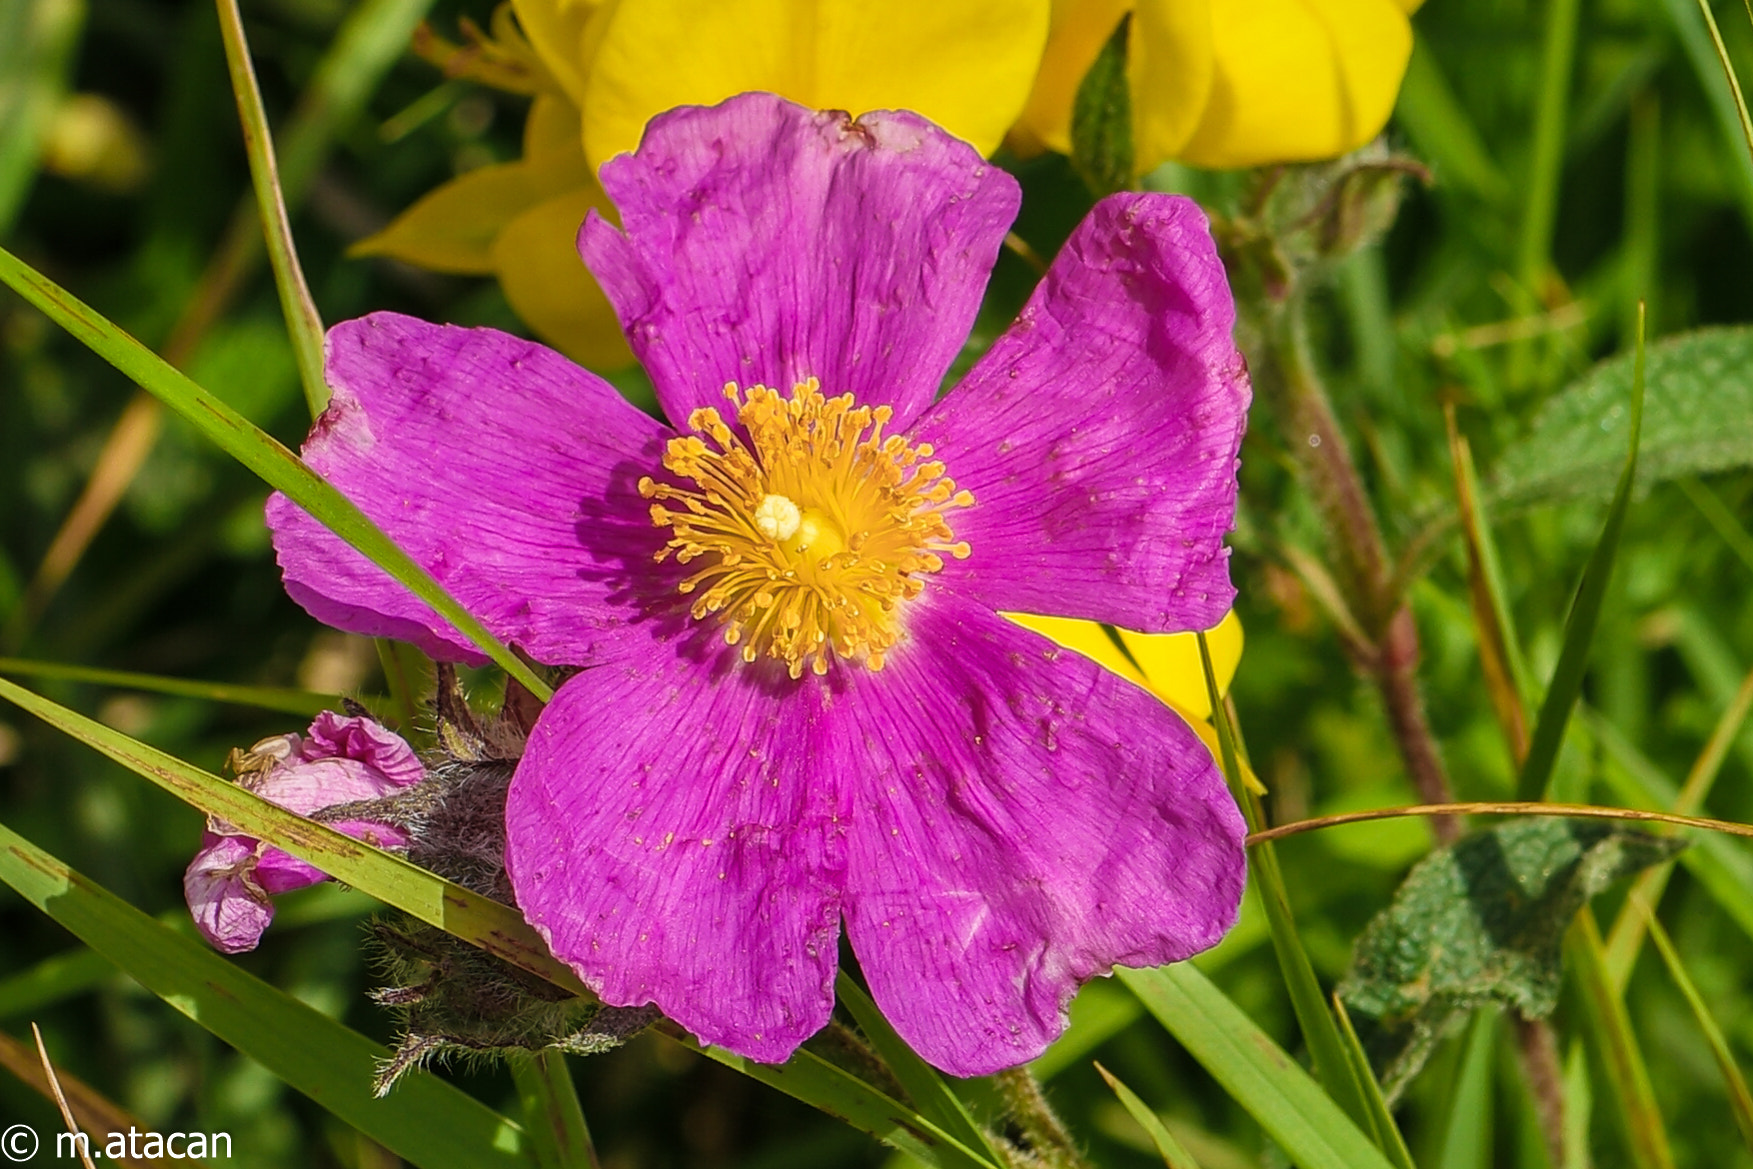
637 380 973 679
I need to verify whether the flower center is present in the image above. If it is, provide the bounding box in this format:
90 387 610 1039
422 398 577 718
639 379 973 678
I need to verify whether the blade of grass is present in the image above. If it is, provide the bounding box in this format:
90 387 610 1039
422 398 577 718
0 818 535 1169
1657 0 1753 233
1094 1062 1202 1169
835 974 1003 1167
0 673 578 989
1118 964 1400 1169
1516 308 1646 801
1446 406 1531 763
0 0 85 232
509 1053 598 1169
1582 707 1753 949
1568 912 1676 1169
1642 907 1753 1152
1393 33 1511 206
0 656 349 716
213 0 325 415
0 949 111 1020
1603 658 1753 988
1695 0 1753 162
1331 998 1418 1169
1516 0 1581 300
1435 1011 1496 1169
1197 633 1389 1149
0 247 551 701
691 1042 1002 1169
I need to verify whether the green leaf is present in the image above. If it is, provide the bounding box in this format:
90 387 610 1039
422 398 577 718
1514 318 1645 801
1094 1062 1202 1169
0 656 348 716
1336 818 1682 1098
835 974 1003 1167
1069 13 1133 197
1435 1011 1497 1169
0 244 552 703
509 1053 597 1169
1118 964 1400 1169
1331 999 1418 1169
1490 326 1751 511
0 817 534 1169
0 674 581 991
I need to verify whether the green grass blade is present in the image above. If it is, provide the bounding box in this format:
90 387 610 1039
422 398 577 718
1516 0 1581 296
1197 634 1388 1147
1679 476 1753 577
1695 0 1753 168
0 656 348 716
510 1053 598 1169
1516 314 1646 801
836 974 1003 1166
693 1043 1001 1169
1644 911 1753 1153
0 674 580 991
0 245 551 702
1331 998 1418 1169
1658 0 1753 234
214 0 326 416
1436 1012 1496 1169
0 817 534 1169
1569 913 1676 1169
1094 1062 1202 1169
1118 964 1400 1169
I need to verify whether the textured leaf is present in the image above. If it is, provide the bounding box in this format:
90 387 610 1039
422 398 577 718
1491 326 1753 508
1337 818 1682 1098
1070 13 1133 197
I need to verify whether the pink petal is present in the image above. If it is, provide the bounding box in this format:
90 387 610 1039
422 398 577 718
302 711 424 786
913 193 1249 634
184 833 275 954
840 595 1247 1075
505 629 845 1061
267 313 671 664
580 93 1018 429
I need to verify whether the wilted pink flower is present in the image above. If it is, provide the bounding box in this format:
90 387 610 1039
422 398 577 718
185 712 422 953
268 93 1250 1074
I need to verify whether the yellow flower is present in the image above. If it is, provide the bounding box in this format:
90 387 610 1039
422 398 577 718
355 0 1050 368
1005 610 1265 793
1013 0 1421 173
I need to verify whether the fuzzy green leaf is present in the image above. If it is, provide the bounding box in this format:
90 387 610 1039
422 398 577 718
1337 818 1682 1097
1491 326 1753 509
1069 13 1133 197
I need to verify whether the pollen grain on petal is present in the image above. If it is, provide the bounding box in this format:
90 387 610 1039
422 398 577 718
642 379 973 678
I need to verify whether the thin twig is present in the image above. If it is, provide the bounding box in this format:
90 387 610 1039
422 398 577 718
32 1023 96 1169
1247 800 1753 846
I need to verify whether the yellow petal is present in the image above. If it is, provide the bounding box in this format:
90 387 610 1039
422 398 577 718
351 163 543 274
523 93 596 195
581 0 1050 167
1003 612 1151 690
1129 0 1216 169
492 185 632 369
1116 609 1242 721
1176 0 1411 168
1011 0 1133 157
511 0 609 109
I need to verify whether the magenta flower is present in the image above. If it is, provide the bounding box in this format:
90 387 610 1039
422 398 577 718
186 712 423 953
267 93 1249 1074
